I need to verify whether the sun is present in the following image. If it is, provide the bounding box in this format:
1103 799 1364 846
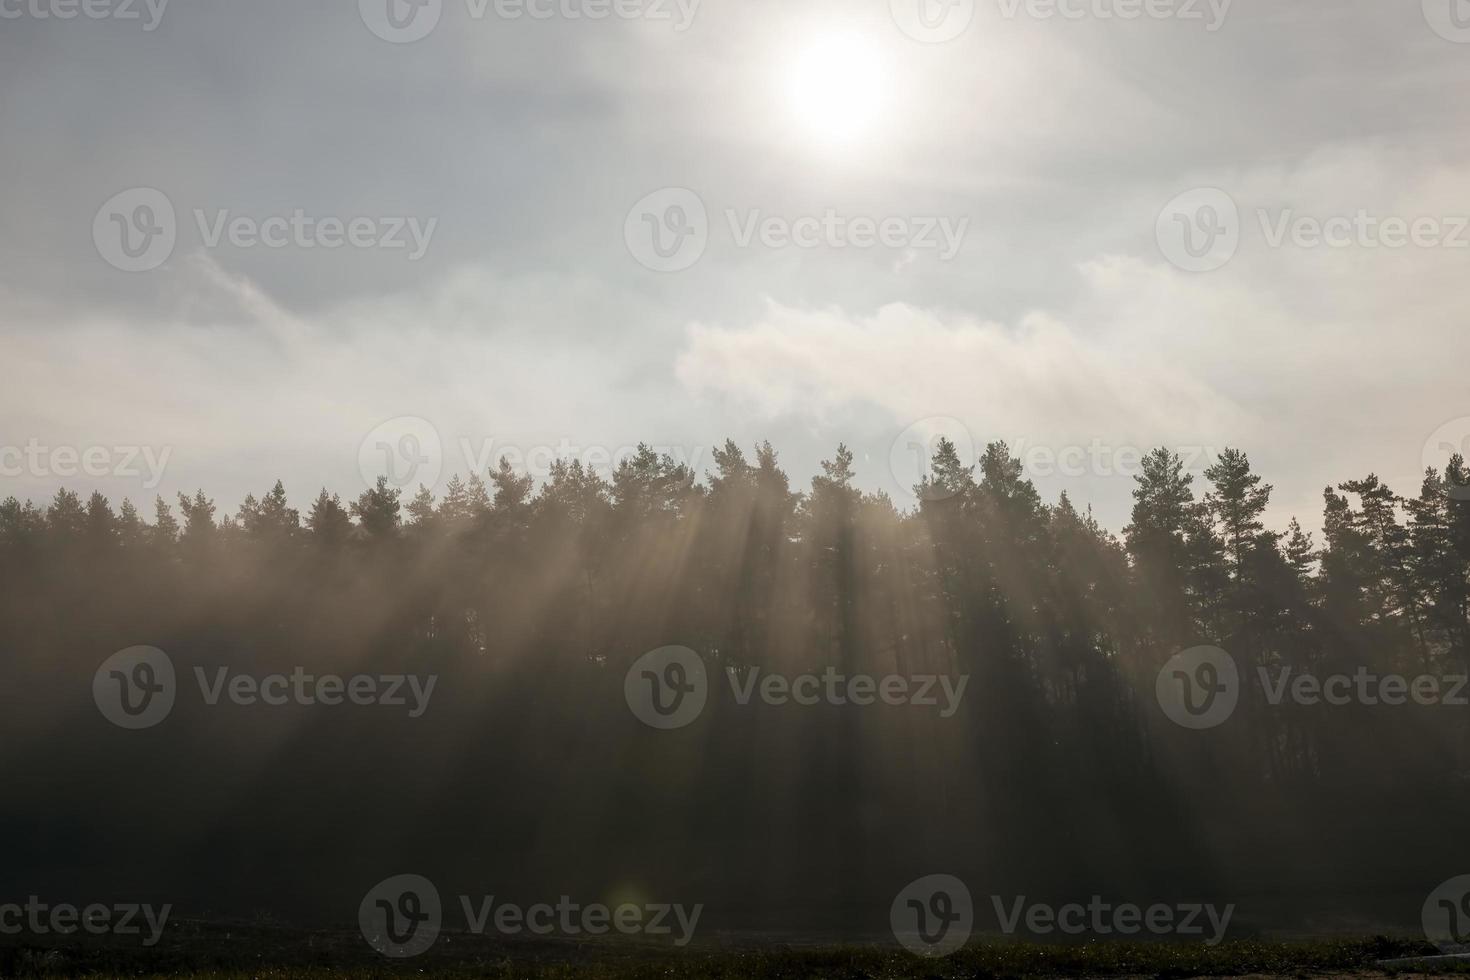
783 33 889 150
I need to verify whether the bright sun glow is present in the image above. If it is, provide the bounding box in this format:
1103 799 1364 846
784 33 888 150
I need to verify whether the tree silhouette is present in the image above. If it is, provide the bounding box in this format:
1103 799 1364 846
3 438 1468 933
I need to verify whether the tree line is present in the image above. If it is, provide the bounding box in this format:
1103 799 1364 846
2 439 1467 933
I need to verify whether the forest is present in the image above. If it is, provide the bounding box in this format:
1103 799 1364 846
2 439 1468 937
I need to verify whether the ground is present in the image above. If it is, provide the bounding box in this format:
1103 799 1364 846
3 921 1469 978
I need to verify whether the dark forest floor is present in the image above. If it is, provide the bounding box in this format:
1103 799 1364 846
3 920 1469 978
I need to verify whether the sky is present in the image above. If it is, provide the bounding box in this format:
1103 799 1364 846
2 0 1468 533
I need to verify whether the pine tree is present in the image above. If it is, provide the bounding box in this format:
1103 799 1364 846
178 490 218 557
117 498 145 550
1203 448 1273 579
84 491 118 550
352 477 402 540
151 495 180 551
47 488 87 539
406 484 438 528
1124 448 1199 649
489 457 533 512
305 489 352 547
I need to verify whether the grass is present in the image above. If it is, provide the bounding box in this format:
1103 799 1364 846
1 921 1463 978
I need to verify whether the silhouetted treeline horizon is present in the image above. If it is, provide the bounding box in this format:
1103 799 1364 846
3 439 1468 935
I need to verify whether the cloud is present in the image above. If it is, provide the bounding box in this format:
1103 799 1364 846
0 257 710 507
675 297 1246 441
